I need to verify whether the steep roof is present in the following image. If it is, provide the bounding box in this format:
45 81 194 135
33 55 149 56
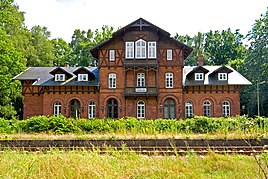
183 66 252 86
90 18 193 59
13 67 99 86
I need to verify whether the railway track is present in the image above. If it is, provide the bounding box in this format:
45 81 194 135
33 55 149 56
0 139 267 155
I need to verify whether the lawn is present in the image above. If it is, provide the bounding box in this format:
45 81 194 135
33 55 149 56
0 150 266 178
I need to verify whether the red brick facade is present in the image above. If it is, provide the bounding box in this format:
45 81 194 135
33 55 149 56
17 18 250 119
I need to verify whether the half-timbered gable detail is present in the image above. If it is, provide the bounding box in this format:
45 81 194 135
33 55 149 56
14 18 251 119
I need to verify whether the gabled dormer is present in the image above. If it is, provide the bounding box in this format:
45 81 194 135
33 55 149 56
73 67 96 82
49 67 74 82
187 66 209 81
208 66 233 84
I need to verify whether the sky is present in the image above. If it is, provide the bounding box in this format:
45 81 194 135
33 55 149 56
14 0 267 42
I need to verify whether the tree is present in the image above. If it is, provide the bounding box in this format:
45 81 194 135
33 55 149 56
51 38 71 66
242 10 268 116
204 29 246 66
175 32 205 66
0 0 26 118
26 26 54 67
69 25 114 66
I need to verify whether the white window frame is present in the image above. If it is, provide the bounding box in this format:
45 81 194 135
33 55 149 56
222 101 230 117
135 39 146 59
108 73 116 89
88 102 96 119
137 101 145 119
137 73 145 87
53 102 61 116
126 42 134 59
78 74 88 81
55 74 65 81
165 73 173 88
167 49 173 60
185 102 193 118
218 73 227 81
109 50 115 61
195 73 204 81
148 42 156 58
203 100 211 117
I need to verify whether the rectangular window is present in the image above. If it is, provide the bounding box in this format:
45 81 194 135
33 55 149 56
195 73 204 81
165 73 173 88
108 73 116 89
109 50 115 61
55 74 65 81
137 73 145 87
218 73 227 80
148 42 156 58
78 74 88 81
167 49 172 60
126 42 134 58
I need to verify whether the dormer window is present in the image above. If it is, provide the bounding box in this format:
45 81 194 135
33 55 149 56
78 74 88 81
135 39 146 58
55 74 65 81
195 73 204 81
218 73 227 80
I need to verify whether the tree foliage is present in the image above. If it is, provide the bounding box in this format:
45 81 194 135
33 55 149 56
69 25 114 66
241 10 268 116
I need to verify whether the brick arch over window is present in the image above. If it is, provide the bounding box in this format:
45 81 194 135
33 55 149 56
103 95 122 106
50 99 64 107
197 96 216 106
218 97 235 106
160 95 180 106
67 97 83 107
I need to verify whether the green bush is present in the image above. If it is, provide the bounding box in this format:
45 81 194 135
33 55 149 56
0 115 266 134
0 118 12 133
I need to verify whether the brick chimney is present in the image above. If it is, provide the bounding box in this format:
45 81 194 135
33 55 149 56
198 54 204 66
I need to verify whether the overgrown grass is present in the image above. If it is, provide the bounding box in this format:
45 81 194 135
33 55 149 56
0 149 266 178
0 115 268 138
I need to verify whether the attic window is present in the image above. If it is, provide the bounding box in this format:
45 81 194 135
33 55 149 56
78 74 88 81
135 39 146 58
55 74 65 81
195 73 204 81
109 50 115 61
218 73 227 81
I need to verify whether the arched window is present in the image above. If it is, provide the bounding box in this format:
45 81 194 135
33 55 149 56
135 39 146 58
185 102 193 118
222 101 230 117
70 99 80 118
88 102 96 119
137 101 145 118
203 100 211 117
107 98 118 118
164 98 175 119
53 102 61 116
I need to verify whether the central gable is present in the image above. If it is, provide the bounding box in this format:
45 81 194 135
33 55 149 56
90 18 193 60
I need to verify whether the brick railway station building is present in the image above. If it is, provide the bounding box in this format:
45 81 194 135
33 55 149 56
14 18 251 119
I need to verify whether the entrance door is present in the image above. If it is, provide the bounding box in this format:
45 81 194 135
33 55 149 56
70 99 80 118
164 98 176 119
107 98 118 118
